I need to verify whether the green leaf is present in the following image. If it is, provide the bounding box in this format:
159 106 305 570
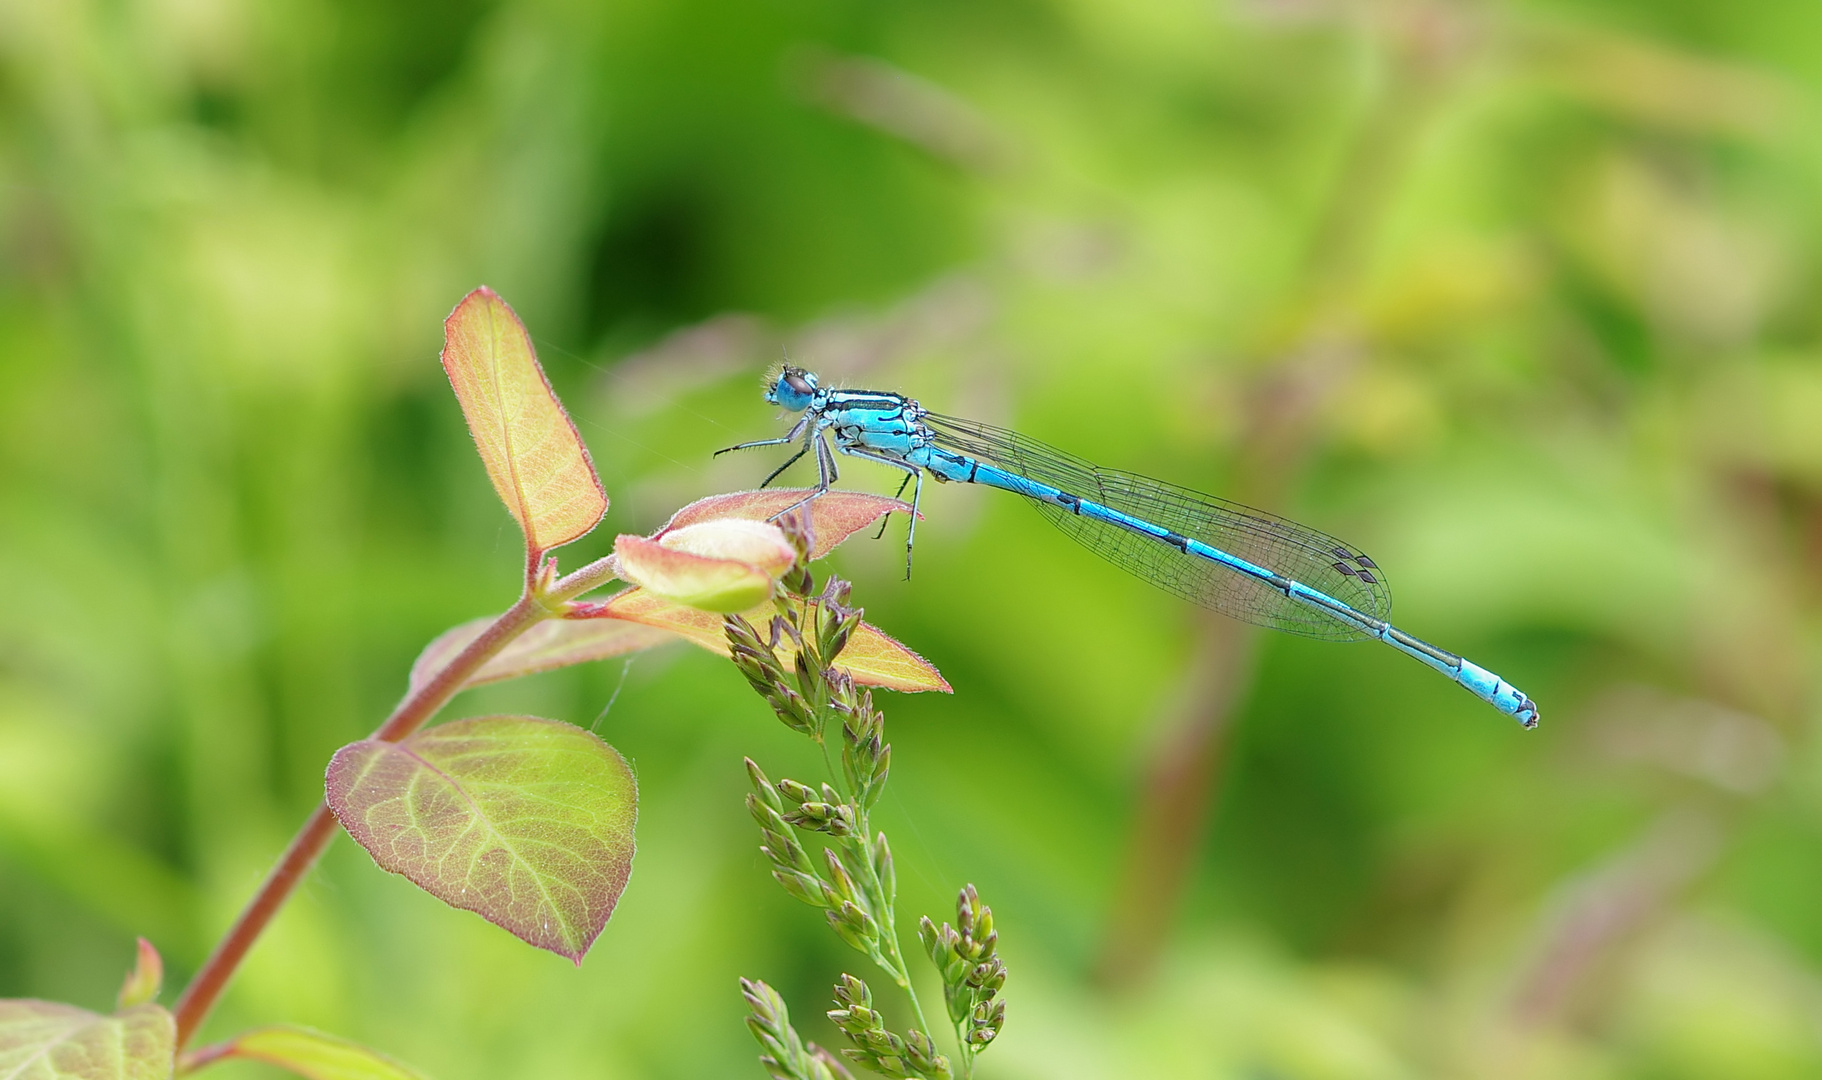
0 1001 173 1080
408 615 675 696
325 716 637 962
183 1026 429 1080
441 287 608 555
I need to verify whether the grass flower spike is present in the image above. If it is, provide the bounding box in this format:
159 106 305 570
734 514 1006 1080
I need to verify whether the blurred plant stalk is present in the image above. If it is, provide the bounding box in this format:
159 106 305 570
1094 0 1482 989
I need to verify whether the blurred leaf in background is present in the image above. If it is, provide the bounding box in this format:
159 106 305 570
2 0 1821 1077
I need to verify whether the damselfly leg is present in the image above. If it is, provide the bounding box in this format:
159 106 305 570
765 429 838 523
873 472 914 540
836 444 924 577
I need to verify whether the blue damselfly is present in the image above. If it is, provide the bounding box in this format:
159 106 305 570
719 366 1538 727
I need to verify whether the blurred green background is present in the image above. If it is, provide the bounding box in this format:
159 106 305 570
3 0 1822 1076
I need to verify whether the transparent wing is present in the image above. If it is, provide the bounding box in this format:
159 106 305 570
922 413 1391 641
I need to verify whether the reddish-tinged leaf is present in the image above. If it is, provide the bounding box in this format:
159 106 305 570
184 1026 429 1080
595 588 950 693
441 287 607 554
0 1000 173 1080
326 716 636 962
657 489 910 559
409 616 675 695
115 940 161 1010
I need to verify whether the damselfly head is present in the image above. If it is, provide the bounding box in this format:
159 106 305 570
763 364 819 411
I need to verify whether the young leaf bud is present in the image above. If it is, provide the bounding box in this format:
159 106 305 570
903 1030 951 1078
834 973 872 1008
777 778 817 806
745 759 784 811
773 870 832 909
873 834 896 898
823 849 861 903
747 793 786 831
918 916 941 962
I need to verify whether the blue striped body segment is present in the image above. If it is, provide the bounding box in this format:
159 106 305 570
717 366 1538 727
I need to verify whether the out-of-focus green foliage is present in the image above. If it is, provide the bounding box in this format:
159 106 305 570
2 0 1820 1077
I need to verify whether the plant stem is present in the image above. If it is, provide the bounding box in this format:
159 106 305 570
551 553 622 602
847 794 932 1043
819 737 841 797
1092 20 1447 989
878 894 932 1040
175 1038 236 1074
170 804 338 1053
372 592 546 741
171 590 551 1049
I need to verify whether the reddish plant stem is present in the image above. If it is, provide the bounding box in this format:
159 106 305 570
370 592 546 743
1091 342 1355 987
1093 616 1256 987
171 590 551 1049
175 1038 236 1074
171 805 340 1052
553 553 621 604
1090 11 1462 987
